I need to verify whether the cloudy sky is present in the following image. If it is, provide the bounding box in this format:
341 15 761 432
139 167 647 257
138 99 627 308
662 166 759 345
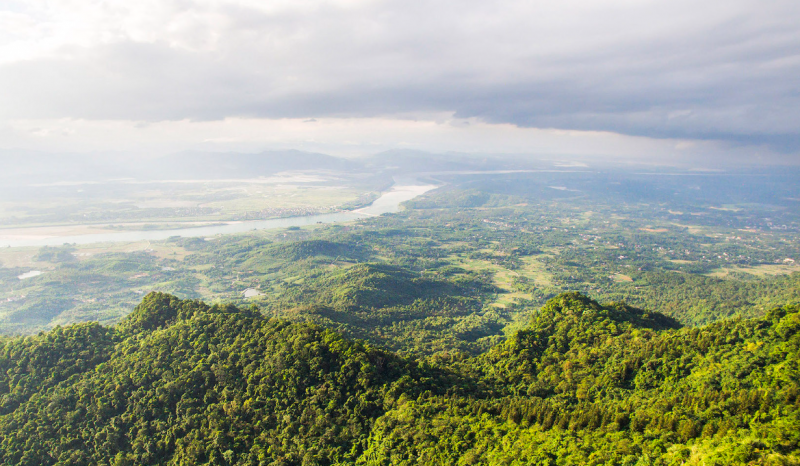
1 0 798 163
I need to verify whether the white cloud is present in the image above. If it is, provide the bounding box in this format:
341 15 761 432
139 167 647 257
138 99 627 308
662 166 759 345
0 0 798 158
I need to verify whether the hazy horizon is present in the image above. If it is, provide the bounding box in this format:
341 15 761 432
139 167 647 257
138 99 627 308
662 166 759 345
1 0 799 166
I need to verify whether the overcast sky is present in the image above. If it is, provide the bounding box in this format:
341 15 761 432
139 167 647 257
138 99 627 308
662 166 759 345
1 0 798 164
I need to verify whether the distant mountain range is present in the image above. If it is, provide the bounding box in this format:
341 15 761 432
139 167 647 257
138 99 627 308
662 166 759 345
0 149 560 186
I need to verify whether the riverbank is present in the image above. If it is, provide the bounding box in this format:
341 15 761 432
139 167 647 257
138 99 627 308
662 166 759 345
0 180 438 248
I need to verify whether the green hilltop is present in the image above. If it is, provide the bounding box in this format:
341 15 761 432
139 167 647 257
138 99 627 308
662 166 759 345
0 292 797 465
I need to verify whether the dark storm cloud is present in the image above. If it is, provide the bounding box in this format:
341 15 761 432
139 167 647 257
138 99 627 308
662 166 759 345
1 0 799 153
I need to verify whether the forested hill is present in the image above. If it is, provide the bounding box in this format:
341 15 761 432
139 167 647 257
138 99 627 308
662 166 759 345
0 293 798 465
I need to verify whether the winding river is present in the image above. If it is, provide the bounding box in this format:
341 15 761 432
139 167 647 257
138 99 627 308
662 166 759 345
0 179 437 248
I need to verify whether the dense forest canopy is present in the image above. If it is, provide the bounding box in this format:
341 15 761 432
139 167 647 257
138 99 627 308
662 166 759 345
0 292 797 465
0 167 798 465
3 0 800 458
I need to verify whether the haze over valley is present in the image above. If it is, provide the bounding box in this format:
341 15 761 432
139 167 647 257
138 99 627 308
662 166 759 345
0 0 799 464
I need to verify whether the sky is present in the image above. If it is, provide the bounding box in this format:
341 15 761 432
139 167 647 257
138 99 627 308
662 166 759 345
1 0 798 164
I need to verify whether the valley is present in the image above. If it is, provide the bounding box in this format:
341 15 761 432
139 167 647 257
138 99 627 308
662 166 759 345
0 162 798 464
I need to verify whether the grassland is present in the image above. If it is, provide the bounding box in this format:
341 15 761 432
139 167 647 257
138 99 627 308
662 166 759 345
707 263 799 278
0 172 386 236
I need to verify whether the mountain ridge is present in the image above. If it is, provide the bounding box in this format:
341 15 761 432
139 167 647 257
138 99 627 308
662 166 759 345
0 292 796 465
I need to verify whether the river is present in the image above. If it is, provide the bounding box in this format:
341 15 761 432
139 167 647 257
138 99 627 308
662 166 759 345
0 179 437 248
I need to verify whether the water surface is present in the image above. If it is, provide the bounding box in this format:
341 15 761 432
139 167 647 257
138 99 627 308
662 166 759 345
0 180 437 248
